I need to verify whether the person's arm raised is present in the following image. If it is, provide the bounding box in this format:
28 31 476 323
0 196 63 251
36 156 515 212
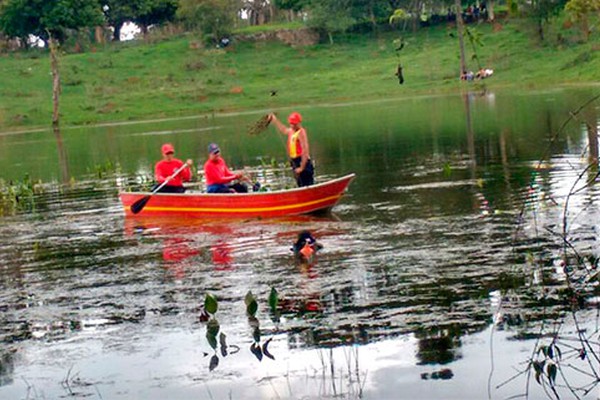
269 114 289 135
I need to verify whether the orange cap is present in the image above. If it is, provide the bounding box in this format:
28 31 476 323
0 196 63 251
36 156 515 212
288 112 302 125
161 143 175 155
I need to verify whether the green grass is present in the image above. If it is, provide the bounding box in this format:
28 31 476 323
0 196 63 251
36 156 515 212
0 18 599 132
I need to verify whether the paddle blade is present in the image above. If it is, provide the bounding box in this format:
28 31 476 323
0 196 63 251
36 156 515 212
130 195 151 214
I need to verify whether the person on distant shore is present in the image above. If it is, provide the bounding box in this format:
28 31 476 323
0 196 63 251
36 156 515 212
460 70 475 81
154 143 193 193
268 112 315 187
475 68 494 79
203 143 251 193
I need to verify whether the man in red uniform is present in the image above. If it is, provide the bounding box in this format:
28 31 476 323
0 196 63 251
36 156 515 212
268 111 314 187
154 143 193 193
203 143 250 193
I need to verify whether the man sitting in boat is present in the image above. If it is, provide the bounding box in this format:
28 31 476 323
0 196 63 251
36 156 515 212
203 143 252 193
154 143 193 193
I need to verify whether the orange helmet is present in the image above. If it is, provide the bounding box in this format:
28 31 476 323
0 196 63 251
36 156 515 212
288 112 302 125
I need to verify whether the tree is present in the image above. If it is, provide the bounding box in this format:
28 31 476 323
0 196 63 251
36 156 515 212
305 0 355 44
133 0 178 36
0 0 102 45
273 0 305 11
100 0 177 41
0 0 102 129
526 0 568 41
273 0 306 21
565 0 600 41
350 0 394 31
101 0 135 41
242 0 272 25
177 0 240 43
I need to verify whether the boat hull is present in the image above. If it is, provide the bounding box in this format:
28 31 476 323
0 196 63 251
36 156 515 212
119 173 355 218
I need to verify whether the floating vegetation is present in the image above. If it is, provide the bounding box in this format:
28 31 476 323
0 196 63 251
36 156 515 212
247 114 270 135
88 160 121 179
0 174 45 216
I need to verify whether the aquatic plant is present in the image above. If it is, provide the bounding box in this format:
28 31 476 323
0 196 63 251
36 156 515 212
268 287 279 314
201 293 222 371
0 174 44 216
88 160 121 179
200 293 241 371
244 290 276 361
246 114 270 135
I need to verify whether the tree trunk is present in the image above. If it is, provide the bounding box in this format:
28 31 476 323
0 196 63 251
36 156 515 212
582 16 590 42
113 23 122 41
369 0 377 32
455 0 467 75
140 24 149 40
49 36 61 131
488 0 495 21
537 18 544 41
94 26 105 44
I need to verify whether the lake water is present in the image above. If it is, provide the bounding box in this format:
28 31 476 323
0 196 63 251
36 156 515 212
1 87 600 399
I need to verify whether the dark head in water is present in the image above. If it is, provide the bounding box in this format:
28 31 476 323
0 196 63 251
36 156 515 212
292 230 323 260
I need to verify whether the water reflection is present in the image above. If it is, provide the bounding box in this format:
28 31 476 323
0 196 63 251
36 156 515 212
415 327 461 366
53 128 70 184
123 216 337 275
0 351 14 386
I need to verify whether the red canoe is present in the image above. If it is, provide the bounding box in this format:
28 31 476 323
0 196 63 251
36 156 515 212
119 173 355 218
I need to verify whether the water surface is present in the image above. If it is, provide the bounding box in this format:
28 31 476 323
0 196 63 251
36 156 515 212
1 88 600 399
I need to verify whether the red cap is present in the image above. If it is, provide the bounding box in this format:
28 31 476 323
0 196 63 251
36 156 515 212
161 143 175 155
288 112 302 125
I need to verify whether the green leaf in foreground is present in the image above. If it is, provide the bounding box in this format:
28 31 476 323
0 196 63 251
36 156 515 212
268 287 278 312
205 294 218 314
245 291 258 316
207 318 220 337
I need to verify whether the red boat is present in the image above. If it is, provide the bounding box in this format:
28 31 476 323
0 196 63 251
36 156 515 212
119 173 355 218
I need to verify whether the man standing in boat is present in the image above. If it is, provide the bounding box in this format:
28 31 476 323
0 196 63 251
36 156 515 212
268 112 315 187
154 143 193 193
204 143 252 193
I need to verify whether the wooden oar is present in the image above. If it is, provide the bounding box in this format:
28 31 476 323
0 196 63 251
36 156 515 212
130 163 190 214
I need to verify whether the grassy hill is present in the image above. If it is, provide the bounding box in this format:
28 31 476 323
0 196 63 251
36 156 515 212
0 18 598 132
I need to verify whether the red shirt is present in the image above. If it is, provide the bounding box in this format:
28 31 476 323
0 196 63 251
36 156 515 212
204 157 237 185
155 159 191 187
